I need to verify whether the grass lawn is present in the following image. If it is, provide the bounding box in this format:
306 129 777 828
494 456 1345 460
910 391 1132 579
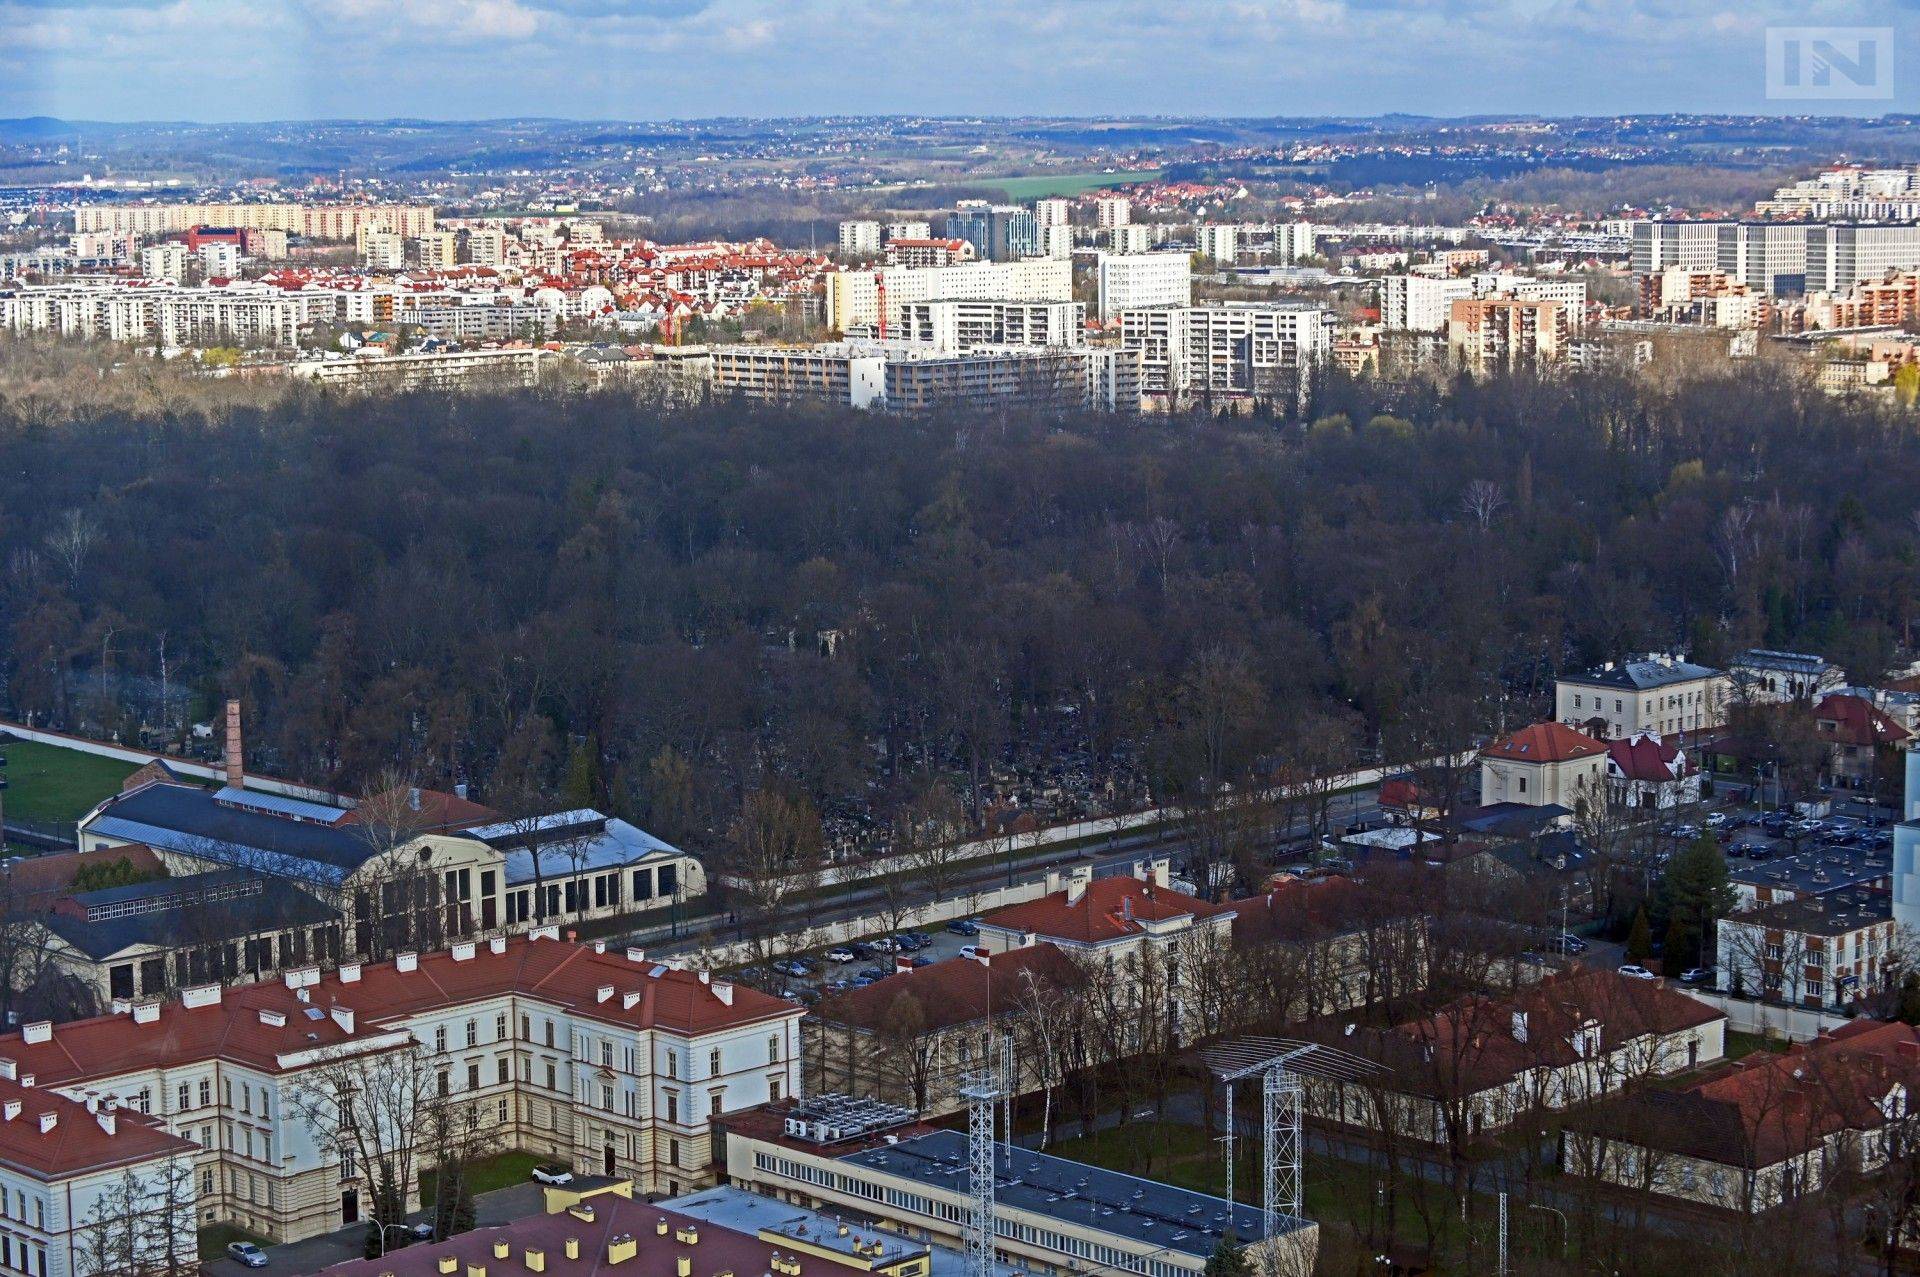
0 739 141 827
990 169 1163 200
1726 1029 1790 1060
419 1150 545 1202
1043 1120 1482 1256
198 1222 272 1262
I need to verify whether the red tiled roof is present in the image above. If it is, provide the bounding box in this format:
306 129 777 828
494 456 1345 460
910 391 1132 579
1481 722 1606 764
0 937 797 1087
977 874 1228 945
2 844 166 902
1815 694 1912 748
1224 875 1367 946
338 786 500 832
0 1077 193 1180
811 944 1086 1033
1606 732 1689 783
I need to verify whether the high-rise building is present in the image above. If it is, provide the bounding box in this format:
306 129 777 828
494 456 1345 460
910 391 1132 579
196 241 242 279
358 229 405 271
823 258 1073 333
1119 302 1334 401
139 243 189 283
1806 224 1920 296
1274 222 1318 263
1377 274 1473 331
1095 195 1132 228
838 220 883 257
946 206 1038 262
1096 252 1191 320
1034 198 1073 228
461 227 507 266
1448 297 1566 375
1108 224 1153 255
883 220 931 242
1195 224 1239 264
415 231 459 271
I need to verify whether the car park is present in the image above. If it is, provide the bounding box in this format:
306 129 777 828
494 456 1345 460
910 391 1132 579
1617 964 1657 981
228 1243 269 1269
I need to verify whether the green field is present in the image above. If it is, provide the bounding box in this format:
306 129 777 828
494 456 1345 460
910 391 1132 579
989 169 1163 200
1 739 142 827
418 1150 544 1202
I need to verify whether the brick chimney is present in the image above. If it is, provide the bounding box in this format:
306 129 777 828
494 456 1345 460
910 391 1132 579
223 699 244 789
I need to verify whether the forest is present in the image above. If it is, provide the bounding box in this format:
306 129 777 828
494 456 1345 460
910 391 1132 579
1 346 1916 865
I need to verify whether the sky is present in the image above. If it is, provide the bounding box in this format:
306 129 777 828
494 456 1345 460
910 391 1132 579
6 0 1920 123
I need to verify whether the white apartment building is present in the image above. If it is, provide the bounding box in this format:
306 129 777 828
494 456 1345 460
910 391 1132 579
415 231 459 271
1107 224 1153 254
0 284 336 349
139 243 188 283
1034 198 1072 228
1274 221 1318 263
837 220 882 257
359 230 405 271
1040 224 1074 259
1628 221 1920 297
74 203 435 241
1120 301 1333 400
0 934 803 1245
1806 224 1920 295
1195 224 1240 264
1096 251 1191 320
897 298 1084 350
822 258 1072 333
1094 195 1132 228
463 227 507 266
883 220 931 242
1377 273 1473 331
197 241 241 279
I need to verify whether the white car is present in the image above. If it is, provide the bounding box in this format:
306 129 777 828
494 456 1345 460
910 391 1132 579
1704 812 1727 829
824 947 856 964
531 1163 574 1186
1617 964 1657 981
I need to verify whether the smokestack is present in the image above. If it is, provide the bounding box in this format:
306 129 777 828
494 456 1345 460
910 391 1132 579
223 699 243 789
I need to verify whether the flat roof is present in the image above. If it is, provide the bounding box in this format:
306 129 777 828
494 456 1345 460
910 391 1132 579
837 1130 1307 1256
666 1186 1010 1277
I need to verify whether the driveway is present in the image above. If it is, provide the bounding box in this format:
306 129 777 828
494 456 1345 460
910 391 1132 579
203 1183 549 1277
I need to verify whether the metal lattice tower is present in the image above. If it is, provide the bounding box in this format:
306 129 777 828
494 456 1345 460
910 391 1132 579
1261 1063 1302 1237
1203 1036 1382 1243
958 1069 1000 1277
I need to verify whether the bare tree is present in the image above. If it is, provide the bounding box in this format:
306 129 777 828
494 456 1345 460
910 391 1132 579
290 1037 440 1258
1459 478 1507 532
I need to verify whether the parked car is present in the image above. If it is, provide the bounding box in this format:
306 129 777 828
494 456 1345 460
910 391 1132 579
1704 812 1727 829
771 959 810 978
869 936 899 954
901 931 932 950
824 947 856 965
1681 967 1714 984
1544 933 1588 954
531 1163 574 1185
228 1243 269 1269
847 941 876 959
1617 964 1657 981
851 975 878 988
907 955 933 968
958 945 986 961
946 919 981 936
857 965 888 981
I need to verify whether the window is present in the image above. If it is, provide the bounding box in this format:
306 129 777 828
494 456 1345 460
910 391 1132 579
769 1074 784 1102
520 1014 530 1040
435 1026 448 1054
177 1083 191 1112
710 1091 725 1117
545 1062 557 1091
466 1019 478 1048
467 1062 481 1091
544 1021 555 1049
601 1042 614 1068
495 1013 507 1041
768 1035 780 1064
498 1057 512 1085
198 1080 211 1108
438 1070 450 1097
709 1048 721 1075
240 1086 251 1115
668 1138 680 1168
665 1092 679 1124
666 1051 678 1079
601 1085 614 1110
497 1098 508 1123
1518 776 1527 794
341 1146 356 1180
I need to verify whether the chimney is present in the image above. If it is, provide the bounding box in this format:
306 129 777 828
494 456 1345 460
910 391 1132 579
455 782 470 801
489 936 507 954
340 963 362 983
21 1022 50 1046
1 1101 18 1121
712 981 734 1006
330 1006 356 1034
1065 865 1092 906
132 1003 159 1026
408 787 422 812
96 1109 115 1135
36 1112 55 1134
894 955 914 974
396 952 418 973
224 698 244 789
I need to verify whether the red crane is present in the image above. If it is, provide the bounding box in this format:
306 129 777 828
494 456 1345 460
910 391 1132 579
875 271 887 341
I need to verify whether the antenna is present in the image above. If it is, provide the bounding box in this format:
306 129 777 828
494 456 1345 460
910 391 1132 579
957 1068 1001 1277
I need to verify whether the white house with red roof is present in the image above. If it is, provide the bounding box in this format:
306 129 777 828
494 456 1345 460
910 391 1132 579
974 861 1231 1041
1814 692 1912 787
0 934 801 1245
1478 721 1608 811
1604 731 1699 808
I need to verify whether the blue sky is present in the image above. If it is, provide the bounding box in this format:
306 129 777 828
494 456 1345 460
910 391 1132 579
5 0 1920 122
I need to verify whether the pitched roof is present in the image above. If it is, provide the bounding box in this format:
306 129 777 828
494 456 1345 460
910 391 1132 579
810 944 1087 1033
1224 876 1370 946
1561 656 1720 691
0 936 797 1087
1570 1019 1920 1168
1815 693 1912 748
339 785 500 833
977 874 1229 944
1481 722 1606 764
0 844 166 903
1606 732 1690 782
0 1076 193 1181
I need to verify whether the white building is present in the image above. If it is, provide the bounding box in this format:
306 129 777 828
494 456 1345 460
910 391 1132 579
1274 221 1318 263
896 298 1084 350
822 258 1072 333
1096 251 1191 320
1120 301 1333 400
1555 654 1728 741
883 220 930 242
837 220 882 257
1094 195 1132 228
1107 224 1153 255
0 934 803 1245
138 244 188 283
1195 224 1240 265
1033 198 1072 228
196 242 242 279
359 230 405 271
1377 274 1473 332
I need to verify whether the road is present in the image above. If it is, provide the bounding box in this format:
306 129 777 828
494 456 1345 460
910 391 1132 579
614 788 1381 966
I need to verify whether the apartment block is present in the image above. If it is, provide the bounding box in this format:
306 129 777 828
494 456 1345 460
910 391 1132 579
1120 302 1334 401
1096 251 1191 320
1447 296 1566 375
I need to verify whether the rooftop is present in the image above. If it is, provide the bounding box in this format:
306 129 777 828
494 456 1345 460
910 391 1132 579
1559 654 1721 692
838 1130 1305 1255
810 945 1087 1034
976 871 1228 946
1481 722 1606 764
44 871 338 960
1729 842 1890 900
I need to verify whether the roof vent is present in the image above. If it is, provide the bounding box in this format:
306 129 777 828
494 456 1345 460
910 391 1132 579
452 942 476 963
623 992 642 1010
340 963 362 983
2 1101 19 1122
489 937 507 955
96 1109 116 1135
259 1009 287 1028
181 984 222 1009
597 984 615 1003
713 981 734 1006
20 1022 50 1046
396 952 419 973
627 947 647 964
132 1003 159 1026
36 1112 55 1134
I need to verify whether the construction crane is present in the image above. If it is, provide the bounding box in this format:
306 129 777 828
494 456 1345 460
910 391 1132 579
875 271 887 341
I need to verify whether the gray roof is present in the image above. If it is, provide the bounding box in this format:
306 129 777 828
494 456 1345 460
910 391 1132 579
1731 843 1891 899
1560 656 1721 692
84 783 380 885
1732 649 1835 676
472 811 688 887
1731 888 1890 938
43 873 337 960
838 1129 1309 1255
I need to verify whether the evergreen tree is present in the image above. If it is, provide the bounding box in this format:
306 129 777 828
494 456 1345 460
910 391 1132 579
1653 834 1734 972
1203 1236 1251 1277
1625 906 1653 964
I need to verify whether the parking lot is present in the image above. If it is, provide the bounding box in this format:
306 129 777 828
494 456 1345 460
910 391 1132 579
736 918 993 1003
1658 799 1894 865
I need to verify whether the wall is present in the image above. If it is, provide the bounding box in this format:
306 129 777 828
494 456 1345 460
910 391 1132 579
1677 987 1852 1042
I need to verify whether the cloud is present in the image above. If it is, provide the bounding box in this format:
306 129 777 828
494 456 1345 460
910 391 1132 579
2 0 1918 120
